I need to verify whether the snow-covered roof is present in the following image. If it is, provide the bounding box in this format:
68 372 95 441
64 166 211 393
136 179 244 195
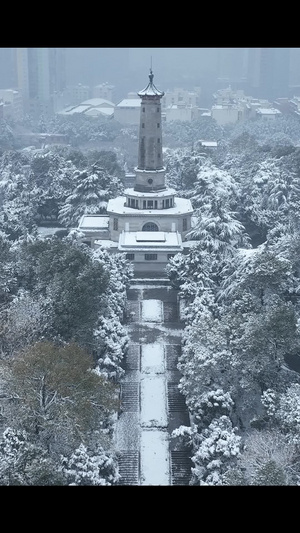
59 105 90 115
94 239 117 249
135 231 168 242
84 107 114 117
116 99 141 108
37 226 64 237
200 141 218 147
118 231 183 250
107 196 193 216
81 98 114 108
256 107 281 115
57 98 115 117
124 187 176 198
78 215 109 230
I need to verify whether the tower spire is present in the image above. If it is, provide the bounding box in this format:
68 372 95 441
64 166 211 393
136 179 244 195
138 66 164 98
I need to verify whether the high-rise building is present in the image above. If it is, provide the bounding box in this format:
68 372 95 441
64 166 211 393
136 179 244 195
247 48 290 100
16 48 66 117
0 48 17 89
289 48 300 95
216 48 248 89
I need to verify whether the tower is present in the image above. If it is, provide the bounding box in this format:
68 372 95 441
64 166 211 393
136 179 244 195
79 68 194 276
135 69 165 192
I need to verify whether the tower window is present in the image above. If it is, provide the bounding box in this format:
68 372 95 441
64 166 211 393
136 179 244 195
157 138 160 143
143 107 145 112
157 123 160 128
157 107 159 112
142 123 145 128
113 218 118 230
183 218 187 231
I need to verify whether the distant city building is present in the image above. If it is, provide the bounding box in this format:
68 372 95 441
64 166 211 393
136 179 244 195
216 48 248 90
0 48 18 89
114 95 141 124
209 86 282 125
288 96 300 117
273 97 292 114
93 83 115 102
162 87 200 109
16 48 66 118
164 104 199 122
211 104 243 125
255 107 281 119
0 89 23 121
63 83 91 107
289 48 300 96
247 48 290 101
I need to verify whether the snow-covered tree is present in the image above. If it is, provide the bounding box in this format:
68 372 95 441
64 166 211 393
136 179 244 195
58 166 123 227
4 341 119 457
0 427 64 485
93 247 134 319
262 384 300 446
1 290 53 356
93 313 128 381
12 236 110 345
61 442 120 486
175 416 242 486
237 429 298 486
187 198 250 258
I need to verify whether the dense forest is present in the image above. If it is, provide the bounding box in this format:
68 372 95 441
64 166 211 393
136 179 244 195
1 111 300 484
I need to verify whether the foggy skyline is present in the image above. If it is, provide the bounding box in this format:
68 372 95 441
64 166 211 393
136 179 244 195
1 48 299 110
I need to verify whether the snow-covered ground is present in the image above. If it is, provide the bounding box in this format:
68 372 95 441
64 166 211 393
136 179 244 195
115 287 181 485
141 299 163 322
140 429 170 485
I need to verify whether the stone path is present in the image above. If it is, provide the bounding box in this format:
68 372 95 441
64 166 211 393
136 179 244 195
114 280 192 486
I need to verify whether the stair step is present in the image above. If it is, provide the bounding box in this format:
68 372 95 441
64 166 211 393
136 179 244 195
167 382 188 412
120 382 139 412
124 346 140 371
171 450 193 485
165 344 181 370
117 451 140 485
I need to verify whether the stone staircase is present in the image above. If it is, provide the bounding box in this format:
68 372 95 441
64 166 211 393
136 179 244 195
116 282 192 486
171 450 193 485
117 451 140 485
120 382 139 412
167 382 189 412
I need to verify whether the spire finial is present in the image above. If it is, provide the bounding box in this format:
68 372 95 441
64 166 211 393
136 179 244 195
149 57 154 85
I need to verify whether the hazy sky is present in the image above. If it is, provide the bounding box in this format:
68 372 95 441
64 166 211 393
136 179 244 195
65 48 220 98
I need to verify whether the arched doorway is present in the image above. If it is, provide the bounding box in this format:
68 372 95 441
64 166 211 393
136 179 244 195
142 222 159 231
